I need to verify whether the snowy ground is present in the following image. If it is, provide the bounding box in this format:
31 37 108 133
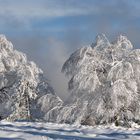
0 121 140 140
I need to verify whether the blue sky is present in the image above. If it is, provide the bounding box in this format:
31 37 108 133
0 0 140 99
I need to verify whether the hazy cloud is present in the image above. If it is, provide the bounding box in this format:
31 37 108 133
0 0 96 19
45 38 70 99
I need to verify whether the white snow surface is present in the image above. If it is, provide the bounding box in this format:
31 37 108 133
0 121 140 140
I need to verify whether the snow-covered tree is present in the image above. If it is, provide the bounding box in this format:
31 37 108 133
55 34 140 127
0 35 63 121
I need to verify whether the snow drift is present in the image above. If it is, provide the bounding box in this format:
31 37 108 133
46 34 140 127
0 35 63 121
